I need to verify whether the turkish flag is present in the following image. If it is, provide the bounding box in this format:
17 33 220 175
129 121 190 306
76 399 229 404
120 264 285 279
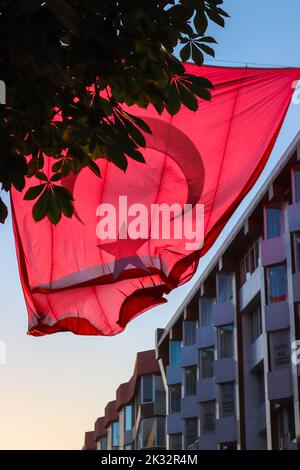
11 65 300 336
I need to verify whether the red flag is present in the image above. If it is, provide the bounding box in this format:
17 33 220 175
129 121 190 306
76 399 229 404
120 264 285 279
11 65 300 336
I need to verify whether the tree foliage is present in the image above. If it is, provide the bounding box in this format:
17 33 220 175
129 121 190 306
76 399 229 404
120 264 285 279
0 0 228 224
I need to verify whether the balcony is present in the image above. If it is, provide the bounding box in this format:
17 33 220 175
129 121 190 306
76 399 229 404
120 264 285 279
288 202 300 232
166 413 182 435
214 357 236 383
197 377 216 402
196 326 215 349
166 364 182 385
261 236 286 266
181 395 198 419
239 267 261 311
264 301 290 332
197 434 217 450
267 368 293 400
180 345 197 367
216 416 236 444
213 301 235 327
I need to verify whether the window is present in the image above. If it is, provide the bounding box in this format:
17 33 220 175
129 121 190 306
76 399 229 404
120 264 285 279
112 421 119 448
240 241 260 285
184 366 197 396
169 434 182 450
124 404 133 432
124 444 133 450
200 401 216 435
266 206 283 239
267 264 287 303
295 169 300 203
276 403 296 448
170 341 181 365
185 418 198 447
169 384 181 413
293 232 300 272
269 329 290 370
200 298 213 327
141 375 154 403
183 321 196 346
251 305 262 342
138 418 165 449
200 347 214 378
257 370 265 407
220 382 235 418
217 273 232 303
97 436 107 450
218 324 234 358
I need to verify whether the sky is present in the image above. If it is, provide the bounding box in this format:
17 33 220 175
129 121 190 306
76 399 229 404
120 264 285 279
1 0 300 450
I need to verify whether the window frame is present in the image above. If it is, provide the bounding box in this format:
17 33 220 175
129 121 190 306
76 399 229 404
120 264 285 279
264 204 284 240
218 323 234 359
266 263 288 304
184 366 197 397
140 374 155 404
199 347 215 379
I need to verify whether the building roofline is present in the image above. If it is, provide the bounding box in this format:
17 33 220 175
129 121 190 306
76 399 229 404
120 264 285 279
157 130 300 347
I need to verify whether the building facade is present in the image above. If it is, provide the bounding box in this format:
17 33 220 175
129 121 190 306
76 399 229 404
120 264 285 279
156 133 300 450
83 350 166 450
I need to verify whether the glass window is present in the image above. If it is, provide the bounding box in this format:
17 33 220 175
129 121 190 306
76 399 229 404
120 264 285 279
257 370 265 407
185 418 198 447
218 324 234 358
200 347 214 378
295 170 300 203
156 417 165 447
266 207 282 239
251 305 262 343
124 404 133 432
200 298 213 327
112 421 119 448
138 418 165 449
183 321 196 346
269 329 290 370
220 382 235 418
218 273 232 303
169 384 181 413
100 436 107 450
267 264 287 303
169 434 182 450
170 341 181 365
240 241 260 285
200 401 216 435
141 375 154 403
294 232 300 272
184 367 197 396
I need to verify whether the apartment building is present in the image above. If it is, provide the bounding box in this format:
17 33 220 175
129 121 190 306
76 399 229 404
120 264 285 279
156 133 300 450
83 350 166 450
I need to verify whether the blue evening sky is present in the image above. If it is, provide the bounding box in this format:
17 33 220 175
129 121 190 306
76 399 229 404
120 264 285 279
0 0 300 449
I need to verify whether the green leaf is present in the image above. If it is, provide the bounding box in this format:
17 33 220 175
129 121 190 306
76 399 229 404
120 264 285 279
47 188 61 224
50 172 63 182
178 83 198 111
180 42 191 62
165 83 181 116
200 36 217 44
199 43 215 57
191 44 204 65
88 160 101 177
0 196 8 224
32 187 50 222
24 184 46 200
35 171 48 181
53 186 74 218
194 9 208 35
